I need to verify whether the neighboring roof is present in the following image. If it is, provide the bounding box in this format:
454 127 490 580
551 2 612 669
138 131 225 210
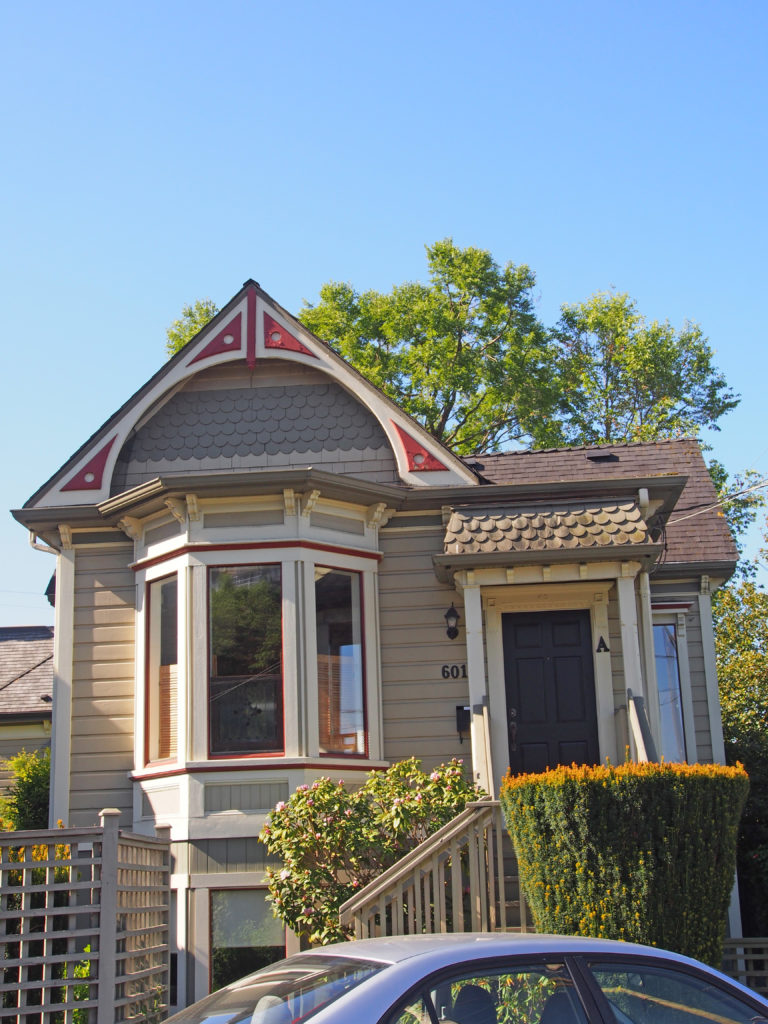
468 438 738 571
0 627 54 719
444 499 649 556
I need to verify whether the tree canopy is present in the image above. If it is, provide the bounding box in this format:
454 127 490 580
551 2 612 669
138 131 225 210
166 298 219 356
165 241 738 454
551 291 738 445
300 239 563 453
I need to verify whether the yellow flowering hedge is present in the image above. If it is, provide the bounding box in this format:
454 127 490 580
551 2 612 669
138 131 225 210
499 761 748 966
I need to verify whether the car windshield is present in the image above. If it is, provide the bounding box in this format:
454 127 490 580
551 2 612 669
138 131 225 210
166 953 386 1024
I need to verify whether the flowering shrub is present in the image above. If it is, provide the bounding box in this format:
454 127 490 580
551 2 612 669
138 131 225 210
500 761 748 966
259 758 481 944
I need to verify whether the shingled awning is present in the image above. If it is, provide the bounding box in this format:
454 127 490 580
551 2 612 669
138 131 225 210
443 500 651 556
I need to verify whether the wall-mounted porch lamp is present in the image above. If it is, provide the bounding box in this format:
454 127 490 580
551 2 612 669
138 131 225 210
444 603 460 639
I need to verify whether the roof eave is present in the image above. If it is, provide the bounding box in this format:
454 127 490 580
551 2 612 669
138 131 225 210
433 543 664 582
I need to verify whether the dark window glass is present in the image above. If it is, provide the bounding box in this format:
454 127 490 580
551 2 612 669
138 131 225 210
210 890 284 992
587 960 765 1024
385 961 586 1024
209 566 282 755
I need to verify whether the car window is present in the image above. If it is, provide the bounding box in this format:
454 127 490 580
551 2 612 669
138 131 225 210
585 960 768 1024
384 961 588 1024
165 954 385 1024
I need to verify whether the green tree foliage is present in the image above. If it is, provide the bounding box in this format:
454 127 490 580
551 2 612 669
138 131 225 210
551 291 738 445
714 579 768 933
500 762 748 966
259 758 481 944
166 298 219 356
300 239 562 453
0 748 50 830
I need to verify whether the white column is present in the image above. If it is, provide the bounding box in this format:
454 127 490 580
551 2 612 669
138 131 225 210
50 548 75 827
302 559 318 757
176 564 191 768
189 563 208 762
363 569 383 761
282 559 300 757
591 594 618 765
463 584 492 793
638 572 661 741
616 574 645 699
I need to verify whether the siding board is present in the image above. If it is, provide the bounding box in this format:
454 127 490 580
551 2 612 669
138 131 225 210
69 545 135 826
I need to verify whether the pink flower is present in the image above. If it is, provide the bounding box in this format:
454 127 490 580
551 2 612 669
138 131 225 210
430 772 440 782
274 801 286 812
280 869 290 880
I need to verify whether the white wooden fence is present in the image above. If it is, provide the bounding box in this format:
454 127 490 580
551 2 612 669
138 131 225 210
0 809 170 1024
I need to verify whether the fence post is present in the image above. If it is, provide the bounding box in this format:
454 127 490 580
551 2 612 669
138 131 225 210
97 809 122 1024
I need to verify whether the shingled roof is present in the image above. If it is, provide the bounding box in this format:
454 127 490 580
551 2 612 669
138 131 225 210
466 438 737 571
445 499 649 556
0 626 54 719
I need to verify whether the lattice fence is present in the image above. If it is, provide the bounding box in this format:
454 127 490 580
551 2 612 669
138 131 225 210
0 810 170 1024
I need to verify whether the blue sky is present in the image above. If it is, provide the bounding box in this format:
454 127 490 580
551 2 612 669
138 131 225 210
2 0 766 625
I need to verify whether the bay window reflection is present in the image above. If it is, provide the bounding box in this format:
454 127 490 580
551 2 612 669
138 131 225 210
209 566 283 755
653 622 687 762
315 567 365 755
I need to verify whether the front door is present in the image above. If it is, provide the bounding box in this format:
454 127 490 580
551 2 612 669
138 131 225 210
502 610 599 774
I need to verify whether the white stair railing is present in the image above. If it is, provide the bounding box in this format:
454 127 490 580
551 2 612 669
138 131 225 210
339 800 530 939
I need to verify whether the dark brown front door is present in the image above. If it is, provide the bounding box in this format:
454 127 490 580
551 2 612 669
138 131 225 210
502 610 599 775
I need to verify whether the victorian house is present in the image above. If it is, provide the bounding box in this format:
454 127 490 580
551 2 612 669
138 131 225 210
13 280 737 1008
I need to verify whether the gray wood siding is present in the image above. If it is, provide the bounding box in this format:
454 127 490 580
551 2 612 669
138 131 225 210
69 544 135 826
683 608 714 761
607 594 625 709
378 528 469 770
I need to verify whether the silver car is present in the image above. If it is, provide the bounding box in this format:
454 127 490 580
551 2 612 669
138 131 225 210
166 933 768 1024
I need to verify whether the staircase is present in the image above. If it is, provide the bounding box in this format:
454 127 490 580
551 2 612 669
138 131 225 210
339 799 531 938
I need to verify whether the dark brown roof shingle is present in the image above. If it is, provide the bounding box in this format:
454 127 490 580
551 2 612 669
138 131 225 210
0 626 54 718
467 438 737 569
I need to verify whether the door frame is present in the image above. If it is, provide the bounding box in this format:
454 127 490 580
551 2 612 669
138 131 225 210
484 581 617 784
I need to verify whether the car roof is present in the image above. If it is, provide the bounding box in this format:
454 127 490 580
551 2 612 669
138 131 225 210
302 932 691 967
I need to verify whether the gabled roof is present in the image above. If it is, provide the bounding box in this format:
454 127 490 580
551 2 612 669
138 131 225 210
467 438 737 571
0 626 54 719
23 281 477 510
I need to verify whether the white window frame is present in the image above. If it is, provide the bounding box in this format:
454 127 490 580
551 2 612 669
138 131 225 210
652 611 697 763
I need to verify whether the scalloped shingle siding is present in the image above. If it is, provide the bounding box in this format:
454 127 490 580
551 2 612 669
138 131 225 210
445 501 648 554
112 380 398 490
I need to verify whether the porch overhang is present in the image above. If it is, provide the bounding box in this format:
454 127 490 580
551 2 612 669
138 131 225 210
433 543 664 583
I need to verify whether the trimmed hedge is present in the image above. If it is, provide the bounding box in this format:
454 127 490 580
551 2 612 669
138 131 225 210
500 761 748 966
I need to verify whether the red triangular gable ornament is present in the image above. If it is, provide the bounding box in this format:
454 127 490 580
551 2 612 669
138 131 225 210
61 436 118 492
392 423 449 472
189 313 243 364
264 312 316 357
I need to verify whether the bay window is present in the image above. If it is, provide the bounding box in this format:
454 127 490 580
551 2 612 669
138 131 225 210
208 565 283 756
146 574 178 763
315 567 366 756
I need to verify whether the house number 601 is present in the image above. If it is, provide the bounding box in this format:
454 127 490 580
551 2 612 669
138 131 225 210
441 664 468 679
